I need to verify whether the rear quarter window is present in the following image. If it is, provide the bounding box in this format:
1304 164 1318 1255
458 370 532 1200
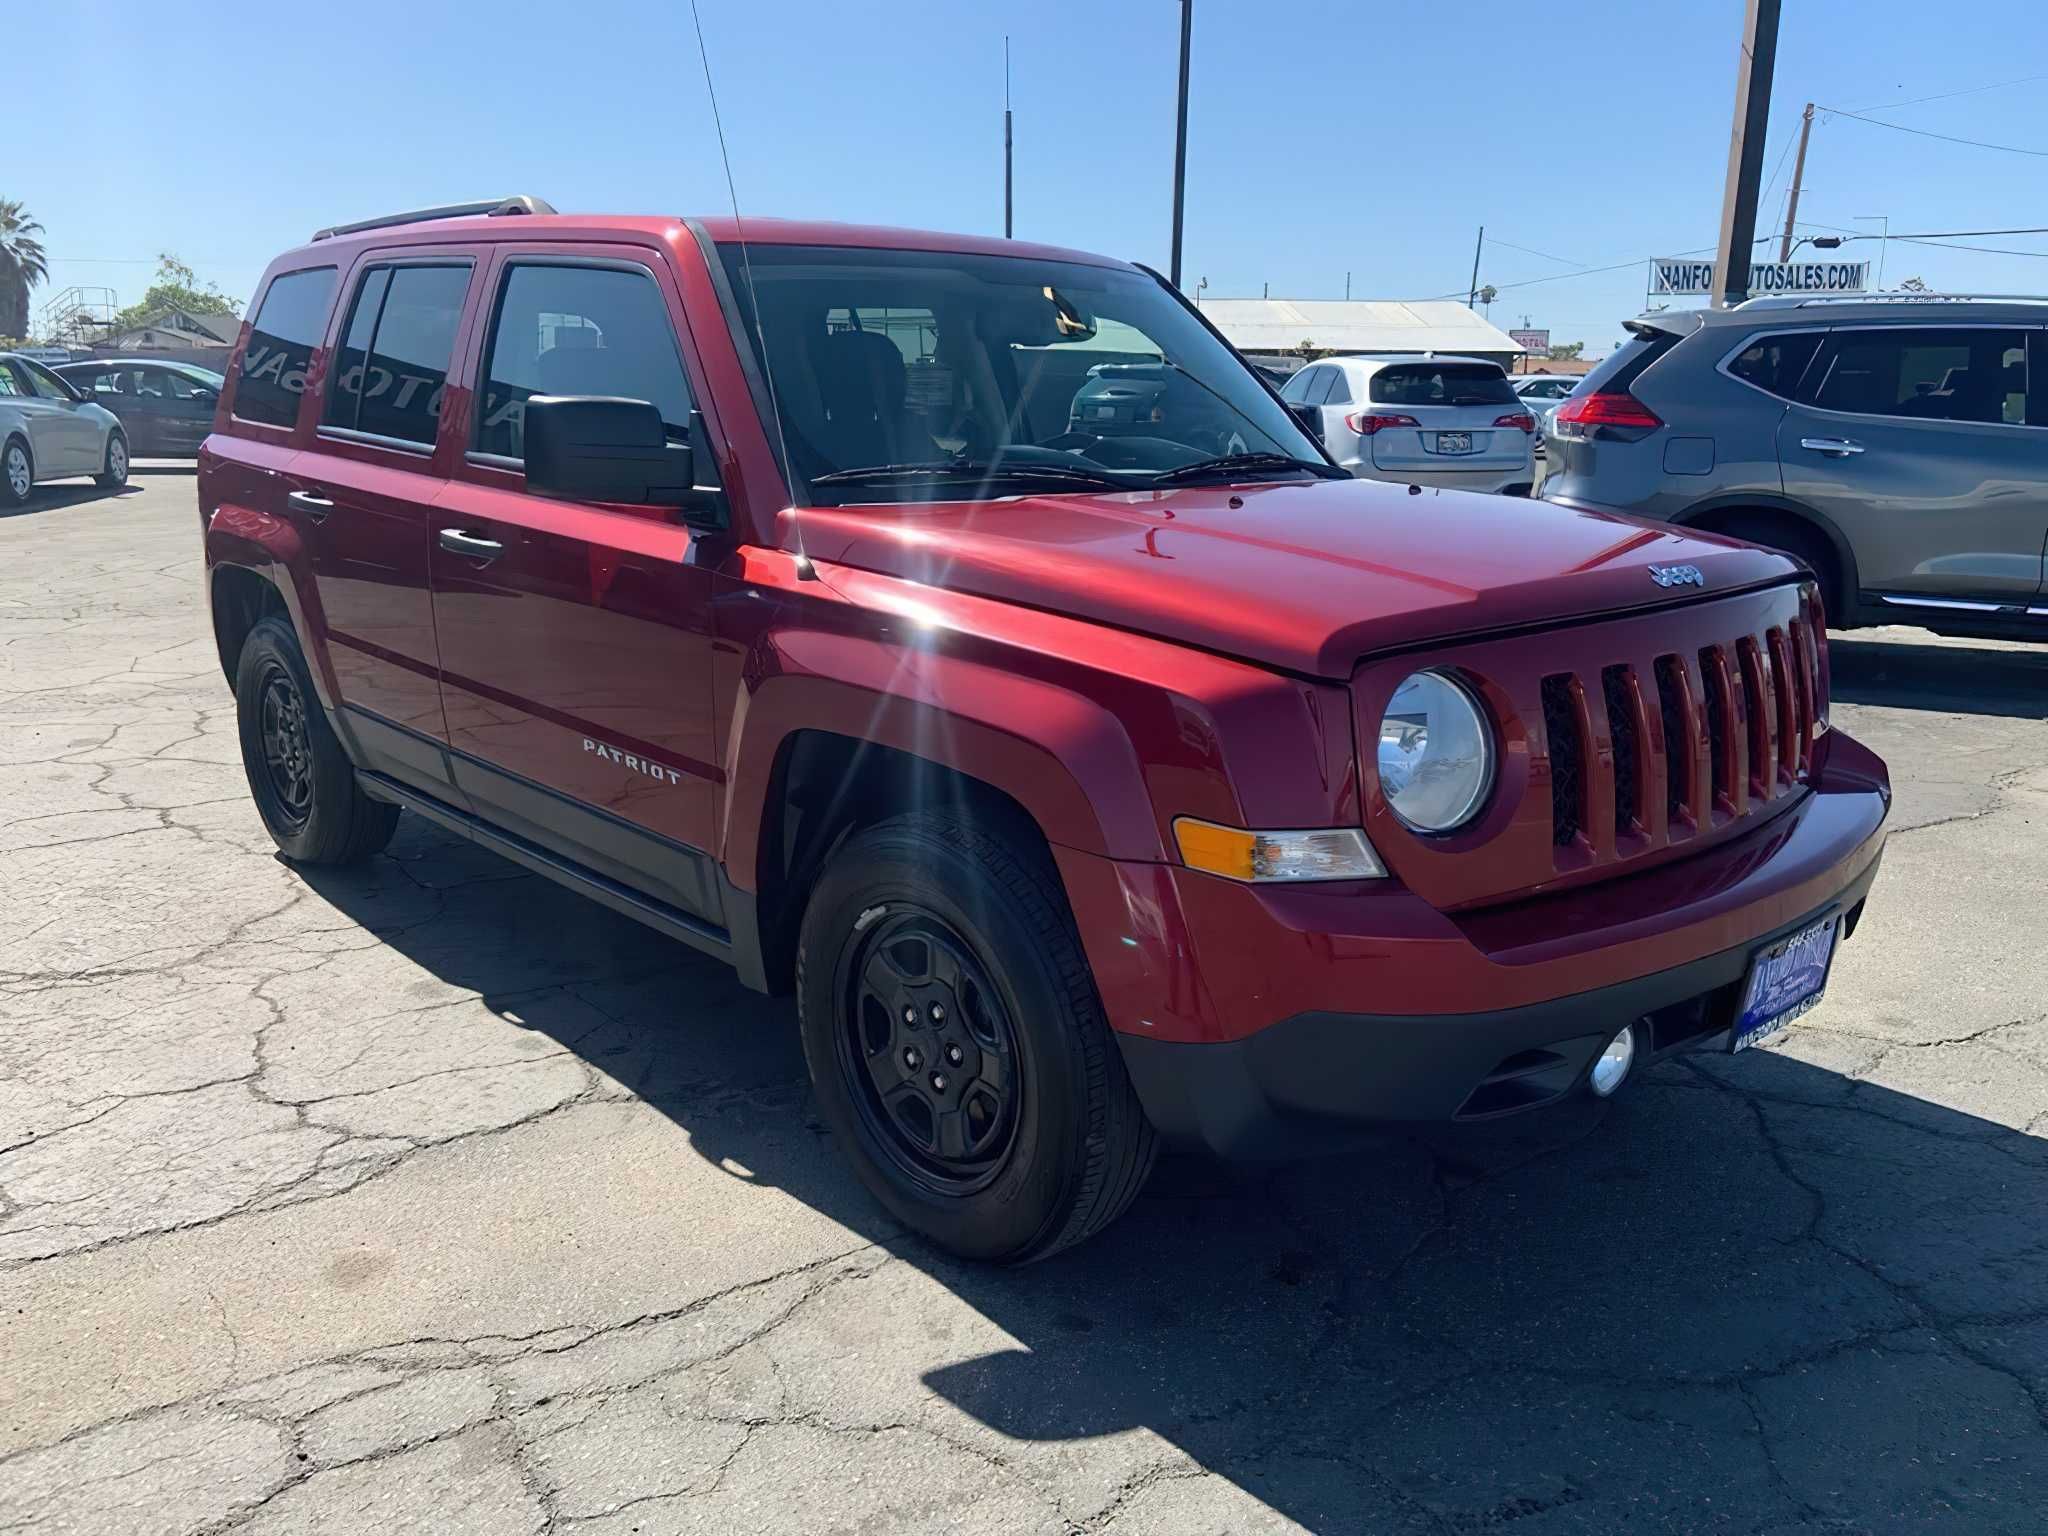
234 267 337 429
1725 331 1823 401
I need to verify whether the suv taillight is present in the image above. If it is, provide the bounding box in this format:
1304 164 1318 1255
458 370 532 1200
1344 412 1420 435
1493 412 1536 433
1553 391 1662 431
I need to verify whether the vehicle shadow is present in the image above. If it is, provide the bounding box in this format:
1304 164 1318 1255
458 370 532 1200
292 817 2048 1531
1830 633 2048 720
1 481 145 519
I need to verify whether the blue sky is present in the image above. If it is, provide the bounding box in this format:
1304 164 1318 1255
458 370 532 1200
15 0 2048 352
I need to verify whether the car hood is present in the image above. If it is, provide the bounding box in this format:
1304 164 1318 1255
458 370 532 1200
792 478 1797 679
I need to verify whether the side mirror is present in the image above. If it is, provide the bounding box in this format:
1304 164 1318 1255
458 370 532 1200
523 395 724 529
1286 400 1324 443
190 387 218 405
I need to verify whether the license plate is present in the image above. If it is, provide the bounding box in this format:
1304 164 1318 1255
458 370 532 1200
1435 432 1472 454
1730 916 1839 1051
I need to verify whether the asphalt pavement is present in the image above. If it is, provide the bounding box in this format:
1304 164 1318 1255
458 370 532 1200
3 470 2045 1533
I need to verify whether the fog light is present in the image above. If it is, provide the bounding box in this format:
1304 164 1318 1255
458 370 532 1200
1589 1025 1637 1098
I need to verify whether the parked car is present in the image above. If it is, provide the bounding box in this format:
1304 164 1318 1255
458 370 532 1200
1281 354 1535 494
201 199 1890 1262
0 353 130 508
1542 295 2048 637
54 358 225 457
1512 372 1581 453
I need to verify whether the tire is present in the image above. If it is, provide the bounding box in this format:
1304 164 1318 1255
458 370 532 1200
797 810 1157 1263
1 437 30 509
233 616 398 863
1715 513 1842 623
94 431 129 490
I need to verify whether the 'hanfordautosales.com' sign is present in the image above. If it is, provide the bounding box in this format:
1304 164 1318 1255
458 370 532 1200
1652 258 1869 296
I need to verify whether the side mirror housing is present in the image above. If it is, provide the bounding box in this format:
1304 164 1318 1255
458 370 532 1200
523 395 725 530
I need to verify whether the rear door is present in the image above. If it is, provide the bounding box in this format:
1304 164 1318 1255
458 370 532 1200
1778 324 2044 604
1364 360 1529 475
428 247 725 923
69 365 153 452
290 253 481 774
138 365 219 454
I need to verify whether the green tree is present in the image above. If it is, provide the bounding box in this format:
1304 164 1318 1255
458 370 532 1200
1545 341 1585 361
0 200 49 341
111 253 240 333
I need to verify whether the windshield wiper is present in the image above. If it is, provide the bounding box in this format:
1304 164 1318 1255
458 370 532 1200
1146 452 1350 487
809 460 1130 493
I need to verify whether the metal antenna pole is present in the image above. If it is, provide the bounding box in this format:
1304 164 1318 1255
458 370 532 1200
1170 0 1192 289
1003 37 1013 239
1467 226 1484 309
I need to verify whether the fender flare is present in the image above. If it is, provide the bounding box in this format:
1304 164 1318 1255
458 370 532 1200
203 506 341 711
718 627 1165 892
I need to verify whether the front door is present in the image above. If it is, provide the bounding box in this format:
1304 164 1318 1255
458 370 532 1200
3 358 93 476
1779 324 2047 605
429 249 724 923
288 255 479 774
136 365 219 455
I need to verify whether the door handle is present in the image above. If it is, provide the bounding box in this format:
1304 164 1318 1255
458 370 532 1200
1799 437 1864 457
438 528 504 562
286 490 334 522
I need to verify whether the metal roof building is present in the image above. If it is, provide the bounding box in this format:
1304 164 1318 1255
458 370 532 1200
1193 298 1525 363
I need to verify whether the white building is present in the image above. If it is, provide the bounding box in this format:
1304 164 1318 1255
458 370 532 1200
1195 298 1524 370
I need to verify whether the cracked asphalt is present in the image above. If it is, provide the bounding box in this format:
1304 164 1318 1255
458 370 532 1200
3 471 2046 1534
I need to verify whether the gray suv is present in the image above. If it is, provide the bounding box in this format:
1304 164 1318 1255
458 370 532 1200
1542 295 2047 638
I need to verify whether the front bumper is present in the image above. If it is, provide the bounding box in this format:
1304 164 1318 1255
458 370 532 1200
1056 732 1890 1159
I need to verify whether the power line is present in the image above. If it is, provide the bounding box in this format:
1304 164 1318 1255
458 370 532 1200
1844 72 2048 116
1820 105 2048 159
1485 236 1586 267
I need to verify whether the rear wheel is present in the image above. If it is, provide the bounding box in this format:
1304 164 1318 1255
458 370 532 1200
234 617 398 863
95 432 129 490
1 438 30 508
1711 512 1843 622
797 811 1157 1263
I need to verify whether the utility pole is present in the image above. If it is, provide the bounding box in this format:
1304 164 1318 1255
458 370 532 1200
1776 102 1814 261
1169 0 1192 288
1466 226 1484 310
1003 38 1013 239
1710 0 1783 307
1344 271 1351 300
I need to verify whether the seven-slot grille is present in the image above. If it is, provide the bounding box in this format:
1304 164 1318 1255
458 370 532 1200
1542 607 1823 861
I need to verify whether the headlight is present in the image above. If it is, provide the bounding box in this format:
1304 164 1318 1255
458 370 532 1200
1174 819 1385 882
1377 670 1494 833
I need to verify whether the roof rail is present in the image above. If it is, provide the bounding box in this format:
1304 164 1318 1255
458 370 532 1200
1735 292 2048 310
311 196 557 242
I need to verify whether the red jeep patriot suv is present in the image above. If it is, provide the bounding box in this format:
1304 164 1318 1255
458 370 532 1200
200 197 1890 1261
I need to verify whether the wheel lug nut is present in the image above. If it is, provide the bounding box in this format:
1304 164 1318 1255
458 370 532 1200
930 1003 946 1023
903 1047 921 1069
903 1006 916 1025
930 1073 948 1093
946 1044 963 1066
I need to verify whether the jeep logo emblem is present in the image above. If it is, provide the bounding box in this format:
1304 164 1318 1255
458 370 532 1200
1649 564 1705 589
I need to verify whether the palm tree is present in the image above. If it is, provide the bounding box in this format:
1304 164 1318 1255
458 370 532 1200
0 201 51 342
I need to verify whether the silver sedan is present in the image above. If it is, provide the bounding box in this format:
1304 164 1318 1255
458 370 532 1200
1 353 130 507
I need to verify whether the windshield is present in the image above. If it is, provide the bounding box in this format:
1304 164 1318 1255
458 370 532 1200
716 243 1325 503
1368 363 1518 407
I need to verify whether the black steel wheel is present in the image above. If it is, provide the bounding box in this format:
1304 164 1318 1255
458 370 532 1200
233 615 399 863
838 908 1021 1195
797 809 1157 1263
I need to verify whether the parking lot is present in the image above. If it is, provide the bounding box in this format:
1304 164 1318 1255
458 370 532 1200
3 471 2045 1532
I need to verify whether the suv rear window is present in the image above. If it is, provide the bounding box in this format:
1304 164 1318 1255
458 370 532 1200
1726 332 1823 400
1368 363 1516 407
235 267 336 428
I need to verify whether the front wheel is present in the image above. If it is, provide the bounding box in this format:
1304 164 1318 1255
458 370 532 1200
1 438 31 508
797 811 1157 1263
233 616 398 863
95 432 129 490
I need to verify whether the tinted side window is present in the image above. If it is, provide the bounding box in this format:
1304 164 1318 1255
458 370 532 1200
0 361 26 396
235 267 337 428
21 359 80 399
477 264 692 461
1308 368 1338 405
359 267 469 445
1278 367 1313 402
1812 327 2028 425
1325 368 1354 405
1727 332 1823 401
324 268 391 430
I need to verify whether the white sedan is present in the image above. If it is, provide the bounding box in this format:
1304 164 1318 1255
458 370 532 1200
0 353 130 508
